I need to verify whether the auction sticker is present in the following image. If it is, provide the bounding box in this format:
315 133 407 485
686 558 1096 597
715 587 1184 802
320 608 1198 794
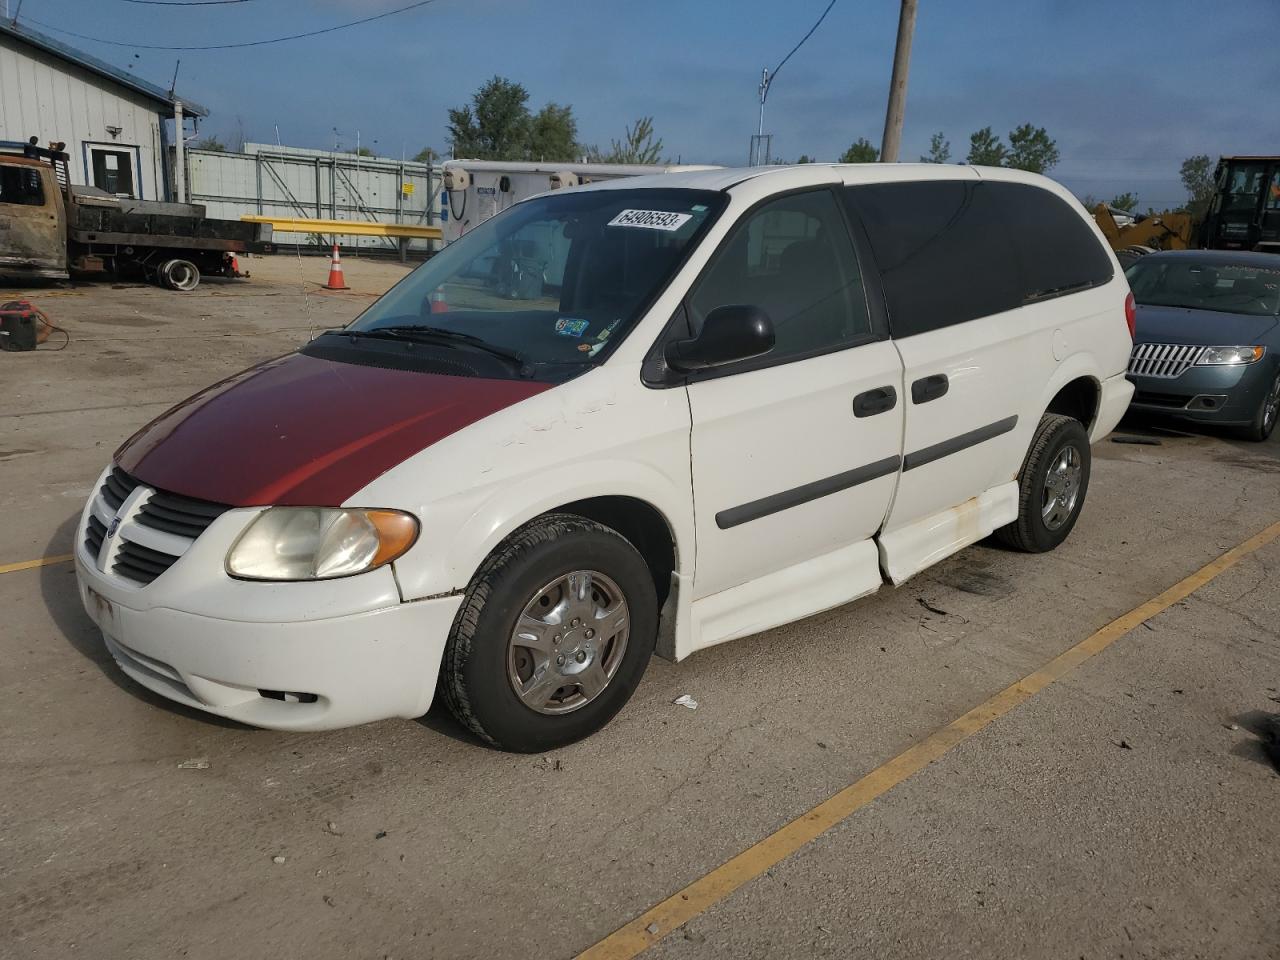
608 209 692 231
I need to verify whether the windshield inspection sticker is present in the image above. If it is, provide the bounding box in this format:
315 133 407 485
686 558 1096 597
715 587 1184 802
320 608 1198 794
608 209 693 232
555 317 589 338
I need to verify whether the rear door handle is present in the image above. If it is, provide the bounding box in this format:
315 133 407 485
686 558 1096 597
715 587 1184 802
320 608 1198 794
853 385 898 418
911 374 949 404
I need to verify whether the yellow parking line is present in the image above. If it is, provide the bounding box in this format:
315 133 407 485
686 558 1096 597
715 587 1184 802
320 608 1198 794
578 518 1280 960
0 554 74 576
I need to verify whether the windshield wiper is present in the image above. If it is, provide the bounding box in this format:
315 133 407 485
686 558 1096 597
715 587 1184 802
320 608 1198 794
1023 279 1097 303
335 325 533 375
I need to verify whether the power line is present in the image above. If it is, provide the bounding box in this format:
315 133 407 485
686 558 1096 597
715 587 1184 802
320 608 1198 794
118 1 256 5
23 0 442 50
771 0 837 82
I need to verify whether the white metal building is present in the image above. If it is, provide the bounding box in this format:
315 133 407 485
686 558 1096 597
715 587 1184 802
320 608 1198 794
0 19 205 202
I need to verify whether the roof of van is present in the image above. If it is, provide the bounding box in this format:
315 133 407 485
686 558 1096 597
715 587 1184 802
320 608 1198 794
443 159 720 177
573 162 1051 194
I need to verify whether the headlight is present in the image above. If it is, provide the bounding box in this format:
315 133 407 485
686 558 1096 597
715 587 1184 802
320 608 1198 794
227 507 418 581
1197 345 1265 365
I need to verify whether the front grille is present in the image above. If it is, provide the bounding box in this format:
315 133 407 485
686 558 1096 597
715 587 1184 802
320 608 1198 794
113 539 182 586
85 515 107 557
101 466 140 511
1128 342 1205 379
137 489 229 539
85 466 230 587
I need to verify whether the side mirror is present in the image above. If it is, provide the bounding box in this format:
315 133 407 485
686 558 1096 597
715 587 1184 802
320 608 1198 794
665 305 775 372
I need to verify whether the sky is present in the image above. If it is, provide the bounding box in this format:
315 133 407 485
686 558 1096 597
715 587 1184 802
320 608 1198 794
12 0 1280 209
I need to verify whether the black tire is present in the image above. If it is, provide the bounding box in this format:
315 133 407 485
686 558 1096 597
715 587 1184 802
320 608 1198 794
995 414 1091 553
160 259 200 291
440 514 657 752
1239 370 1280 443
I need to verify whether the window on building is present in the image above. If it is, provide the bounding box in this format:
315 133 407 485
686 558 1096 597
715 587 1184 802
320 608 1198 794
91 149 135 197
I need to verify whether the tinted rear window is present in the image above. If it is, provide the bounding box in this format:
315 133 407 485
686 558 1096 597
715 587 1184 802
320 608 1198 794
988 181 1113 301
844 180 1112 338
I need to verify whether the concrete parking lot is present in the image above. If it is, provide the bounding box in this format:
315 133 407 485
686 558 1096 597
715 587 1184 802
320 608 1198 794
2 256 1278 960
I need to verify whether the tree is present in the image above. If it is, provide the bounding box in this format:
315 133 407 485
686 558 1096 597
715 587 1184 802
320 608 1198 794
796 154 814 164
528 102 579 162
588 116 664 165
1080 193 1101 210
448 76 533 160
840 137 879 163
350 146 376 157
1179 154 1215 206
966 126 1006 166
412 146 440 164
192 136 225 152
1005 123 1059 173
920 131 951 164
1110 192 1139 212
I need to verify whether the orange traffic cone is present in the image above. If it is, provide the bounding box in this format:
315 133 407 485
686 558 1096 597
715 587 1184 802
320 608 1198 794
324 244 349 291
429 285 448 314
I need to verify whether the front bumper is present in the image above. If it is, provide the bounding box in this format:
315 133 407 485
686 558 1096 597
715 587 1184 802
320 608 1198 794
74 484 462 731
1128 362 1267 426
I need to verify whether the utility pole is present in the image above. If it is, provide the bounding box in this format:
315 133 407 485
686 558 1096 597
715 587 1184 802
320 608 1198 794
879 0 918 163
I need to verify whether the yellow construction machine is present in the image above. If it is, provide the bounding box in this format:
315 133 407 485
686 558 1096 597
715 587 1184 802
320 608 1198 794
1091 204 1194 267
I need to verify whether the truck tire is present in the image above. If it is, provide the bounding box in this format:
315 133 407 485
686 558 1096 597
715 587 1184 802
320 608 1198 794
160 259 200 291
995 414 1091 553
440 514 657 752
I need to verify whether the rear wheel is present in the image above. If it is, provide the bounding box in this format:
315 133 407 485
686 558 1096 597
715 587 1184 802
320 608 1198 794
440 514 657 752
1240 371 1280 442
996 414 1091 553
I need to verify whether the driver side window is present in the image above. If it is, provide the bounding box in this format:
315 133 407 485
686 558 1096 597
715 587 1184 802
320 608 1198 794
687 189 871 364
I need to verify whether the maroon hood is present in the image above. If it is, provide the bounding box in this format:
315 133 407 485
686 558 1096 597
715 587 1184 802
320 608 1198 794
116 353 551 506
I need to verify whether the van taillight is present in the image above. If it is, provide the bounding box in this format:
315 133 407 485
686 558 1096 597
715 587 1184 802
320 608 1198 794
1124 292 1136 339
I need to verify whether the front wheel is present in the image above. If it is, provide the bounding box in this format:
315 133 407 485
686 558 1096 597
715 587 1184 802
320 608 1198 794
995 414 1092 553
440 514 657 752
1240 371 1280 442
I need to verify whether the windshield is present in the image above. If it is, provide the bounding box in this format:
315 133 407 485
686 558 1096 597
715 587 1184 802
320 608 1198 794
345 187 724 373
1125 259 1280 317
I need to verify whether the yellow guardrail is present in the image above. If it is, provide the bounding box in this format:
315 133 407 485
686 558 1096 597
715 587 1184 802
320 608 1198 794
240 215 442 240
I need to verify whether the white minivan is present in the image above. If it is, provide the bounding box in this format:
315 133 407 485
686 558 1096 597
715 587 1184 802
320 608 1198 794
76 164 1135 751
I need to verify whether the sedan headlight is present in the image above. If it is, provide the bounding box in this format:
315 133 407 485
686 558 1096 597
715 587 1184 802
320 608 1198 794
1197 345 1265 365
227 507 419 581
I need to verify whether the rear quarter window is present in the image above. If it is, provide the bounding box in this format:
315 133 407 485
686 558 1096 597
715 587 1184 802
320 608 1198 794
986 181 1113 301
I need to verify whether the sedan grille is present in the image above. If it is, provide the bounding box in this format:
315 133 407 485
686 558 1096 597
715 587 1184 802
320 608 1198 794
1128 342 1205 380
83 467 231 587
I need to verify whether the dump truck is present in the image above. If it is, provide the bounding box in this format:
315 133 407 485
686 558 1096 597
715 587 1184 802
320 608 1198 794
0 138 273 290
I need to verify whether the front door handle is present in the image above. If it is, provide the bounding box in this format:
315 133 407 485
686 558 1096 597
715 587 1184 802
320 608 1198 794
853 385 898 418
911 374 949 404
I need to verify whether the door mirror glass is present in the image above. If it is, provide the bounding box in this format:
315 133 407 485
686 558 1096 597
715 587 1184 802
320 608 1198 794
665 304 775 372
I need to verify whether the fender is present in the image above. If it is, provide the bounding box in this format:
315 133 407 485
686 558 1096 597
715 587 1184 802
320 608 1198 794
391 456 693 603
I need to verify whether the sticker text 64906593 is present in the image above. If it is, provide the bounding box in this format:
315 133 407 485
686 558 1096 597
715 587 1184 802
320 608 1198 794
607 209 693 232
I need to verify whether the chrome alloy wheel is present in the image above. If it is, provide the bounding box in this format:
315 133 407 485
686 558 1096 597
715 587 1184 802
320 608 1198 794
1042 444 1083 531
507 570 630 715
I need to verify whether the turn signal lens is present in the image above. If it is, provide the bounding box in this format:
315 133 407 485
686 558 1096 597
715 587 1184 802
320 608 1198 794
227 507 419 581
1196 345 1265 366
